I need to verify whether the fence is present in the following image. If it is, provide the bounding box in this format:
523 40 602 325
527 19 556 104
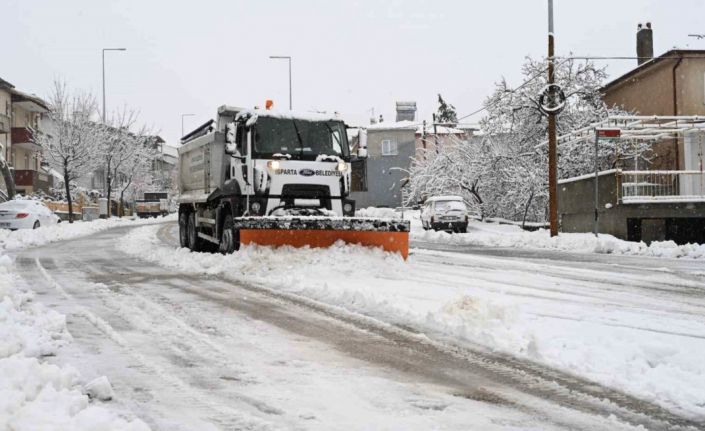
620 170 705 203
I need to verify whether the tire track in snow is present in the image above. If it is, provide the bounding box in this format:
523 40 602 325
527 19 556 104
148 223 704 430
32 257 284 431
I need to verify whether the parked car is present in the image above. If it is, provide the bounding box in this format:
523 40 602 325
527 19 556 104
0 200 61 230
420 196 469 233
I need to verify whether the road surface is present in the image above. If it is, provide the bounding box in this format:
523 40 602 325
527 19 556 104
12 222 704 430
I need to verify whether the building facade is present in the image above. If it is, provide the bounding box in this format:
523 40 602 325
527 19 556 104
0 77 52 196
349 122 417 209
602 36 705 170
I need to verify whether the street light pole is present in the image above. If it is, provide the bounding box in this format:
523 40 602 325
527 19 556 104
269 56 292 110
101 48 127 122
547 0 558 237
181 113 195 138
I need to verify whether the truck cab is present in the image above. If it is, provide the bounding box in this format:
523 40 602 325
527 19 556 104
221 107 356 217
177 105 371 253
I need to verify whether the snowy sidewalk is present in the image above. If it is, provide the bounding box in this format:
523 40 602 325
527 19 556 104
121 223 705 422
0 217 174 430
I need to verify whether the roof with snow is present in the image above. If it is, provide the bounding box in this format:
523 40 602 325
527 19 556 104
415 124 466 135
425 195 464 202
366 120 418 131
231 107 344 123
602 49 705 92
0 76 14 89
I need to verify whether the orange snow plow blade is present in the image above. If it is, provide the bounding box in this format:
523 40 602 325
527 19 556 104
236 217 410 259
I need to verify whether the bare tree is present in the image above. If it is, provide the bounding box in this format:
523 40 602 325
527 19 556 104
115 131 157 216
102 108 139 217
33 80 103 222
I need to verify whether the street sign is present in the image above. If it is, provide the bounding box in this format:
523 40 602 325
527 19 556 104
597 128 621 139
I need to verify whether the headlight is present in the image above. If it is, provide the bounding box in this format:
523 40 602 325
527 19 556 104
251 201 262 213
267 160 280 170
336 161 347 172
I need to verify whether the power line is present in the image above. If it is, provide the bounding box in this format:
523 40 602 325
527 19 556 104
455 57 573 122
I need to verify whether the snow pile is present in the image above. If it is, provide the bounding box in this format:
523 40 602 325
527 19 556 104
0 214 175 252
0 255 150 430
355 207 399 219
119 224 705 420
413 221 705 259
117 226 529 359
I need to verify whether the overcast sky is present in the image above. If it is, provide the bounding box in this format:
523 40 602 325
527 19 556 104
5 0 705 146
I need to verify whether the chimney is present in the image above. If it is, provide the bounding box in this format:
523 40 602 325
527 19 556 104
636 22 653 65
395 101 416 122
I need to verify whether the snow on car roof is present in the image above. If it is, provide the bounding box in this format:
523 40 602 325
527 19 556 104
0 200 41 209
425 195 464 202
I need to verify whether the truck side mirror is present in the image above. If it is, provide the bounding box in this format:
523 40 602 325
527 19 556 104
225 143 238 155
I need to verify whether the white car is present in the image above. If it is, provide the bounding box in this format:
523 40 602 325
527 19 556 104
0 200 61 230
420 196 469 233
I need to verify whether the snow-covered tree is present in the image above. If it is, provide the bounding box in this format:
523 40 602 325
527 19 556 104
102 108 140 217
114 132 157 216
436 94 458 126
33 80 104 222
480 57 652 222
408 57 649 225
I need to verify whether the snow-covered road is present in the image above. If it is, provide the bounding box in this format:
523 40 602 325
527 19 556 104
10 222 705 430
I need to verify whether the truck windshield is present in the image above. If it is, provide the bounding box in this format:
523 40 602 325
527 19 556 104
254 117 349 160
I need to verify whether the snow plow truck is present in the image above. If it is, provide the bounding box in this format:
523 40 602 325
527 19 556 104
177 105 410 258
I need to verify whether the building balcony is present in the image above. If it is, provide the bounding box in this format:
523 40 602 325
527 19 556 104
11 127 41 151
0 113 10 133
11 127 33 144
620 170 705 203
13 169 53 193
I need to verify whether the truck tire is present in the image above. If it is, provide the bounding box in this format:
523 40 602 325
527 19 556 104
187 213 204 252
218 214 239 254
179 213 189 248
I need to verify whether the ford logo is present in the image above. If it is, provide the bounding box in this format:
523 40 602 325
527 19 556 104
299 168 315 177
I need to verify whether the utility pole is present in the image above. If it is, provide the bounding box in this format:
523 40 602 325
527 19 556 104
101 47 126 218
432 114 439 154
102 48 127 122
422 120 427 158
547 0 558 237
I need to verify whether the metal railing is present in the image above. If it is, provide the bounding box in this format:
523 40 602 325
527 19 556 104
620 170 705 203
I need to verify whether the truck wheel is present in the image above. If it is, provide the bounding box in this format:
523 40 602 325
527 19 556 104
187 213 204 252
218 215 239 254
179 213 189 248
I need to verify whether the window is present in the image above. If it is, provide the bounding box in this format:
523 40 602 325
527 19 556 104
381 139 398 156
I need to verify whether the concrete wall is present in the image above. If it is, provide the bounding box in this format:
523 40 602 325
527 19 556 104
558 172 705 244
349 128 416 208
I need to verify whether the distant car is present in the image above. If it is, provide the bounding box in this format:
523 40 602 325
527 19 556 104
420 196 469 233
0 200 61 230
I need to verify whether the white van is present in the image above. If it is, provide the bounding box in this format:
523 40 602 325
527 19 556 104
420 196 469 233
